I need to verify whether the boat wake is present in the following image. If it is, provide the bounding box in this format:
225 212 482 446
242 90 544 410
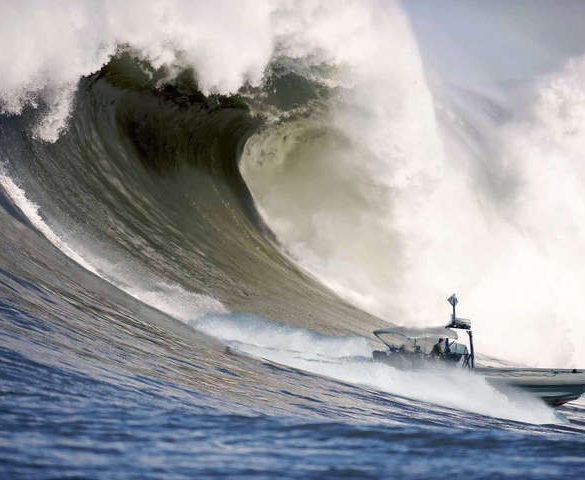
194 314 559 424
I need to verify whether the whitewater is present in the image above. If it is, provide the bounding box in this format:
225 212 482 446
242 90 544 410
1 1 585 478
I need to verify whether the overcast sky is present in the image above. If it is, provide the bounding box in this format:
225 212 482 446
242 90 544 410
403 0 585 86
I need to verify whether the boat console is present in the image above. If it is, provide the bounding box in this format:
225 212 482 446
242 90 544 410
372 294 474 369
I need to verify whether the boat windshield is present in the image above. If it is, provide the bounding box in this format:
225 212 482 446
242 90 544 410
373 326 458 354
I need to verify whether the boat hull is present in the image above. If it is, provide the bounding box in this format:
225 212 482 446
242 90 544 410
477 368 585 406
372 353 585 406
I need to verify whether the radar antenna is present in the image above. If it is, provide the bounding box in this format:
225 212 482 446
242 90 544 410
446 293 474 369
447 293 458 320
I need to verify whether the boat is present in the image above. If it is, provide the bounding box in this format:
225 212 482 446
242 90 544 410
372 294 585 407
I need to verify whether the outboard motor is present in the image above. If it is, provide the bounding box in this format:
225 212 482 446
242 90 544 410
372 350 388 360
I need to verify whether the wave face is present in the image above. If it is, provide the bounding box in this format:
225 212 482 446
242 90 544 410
1 50 385 332
2 1 585 478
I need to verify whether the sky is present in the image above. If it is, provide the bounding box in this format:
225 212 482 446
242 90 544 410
403 0 585 86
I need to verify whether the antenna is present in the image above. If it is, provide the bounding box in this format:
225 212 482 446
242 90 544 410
446 293 474 368
447 293 458 319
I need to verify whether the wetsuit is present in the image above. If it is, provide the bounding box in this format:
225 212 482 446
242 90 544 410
430 342 443 356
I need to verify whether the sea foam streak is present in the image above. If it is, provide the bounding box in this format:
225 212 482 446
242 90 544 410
194 314 559 425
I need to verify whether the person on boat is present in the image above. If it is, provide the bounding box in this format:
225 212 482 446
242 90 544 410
430 338 444 357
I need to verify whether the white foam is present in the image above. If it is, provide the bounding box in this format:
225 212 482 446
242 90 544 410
196 313 372 359
240 1 448 324
194 314 559 424
124 282 226 322
240 5 585 369
0 0 280 141
0 171 99 275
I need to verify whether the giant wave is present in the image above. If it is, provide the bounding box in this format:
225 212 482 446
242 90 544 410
2 2 585 477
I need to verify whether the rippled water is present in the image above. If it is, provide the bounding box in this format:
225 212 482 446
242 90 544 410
1 252 585 479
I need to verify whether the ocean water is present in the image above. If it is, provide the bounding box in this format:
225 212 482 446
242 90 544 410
2 1 585 478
